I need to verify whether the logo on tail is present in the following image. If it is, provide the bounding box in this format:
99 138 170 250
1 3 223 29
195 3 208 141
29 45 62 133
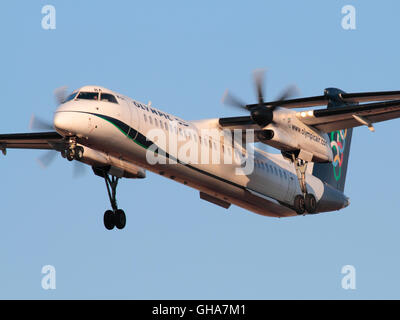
330 129 348 181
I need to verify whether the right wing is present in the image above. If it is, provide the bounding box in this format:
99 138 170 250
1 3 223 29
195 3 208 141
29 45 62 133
0 132 65 151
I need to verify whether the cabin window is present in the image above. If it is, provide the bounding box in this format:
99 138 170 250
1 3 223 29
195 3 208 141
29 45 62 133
100 93 118 103
144 114 147 122
76 92 99 100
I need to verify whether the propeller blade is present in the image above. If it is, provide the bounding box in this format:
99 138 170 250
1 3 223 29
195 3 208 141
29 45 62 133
54 86 68 105
73 160 87 178
268 85 300 111
253 69 266 106
221 89 248 111
29 114 53 131
276 84 300 103
37 150 58 168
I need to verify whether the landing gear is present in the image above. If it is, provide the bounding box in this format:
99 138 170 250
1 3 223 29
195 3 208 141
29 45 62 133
304 193 317 214
104 210 115 230
102 173 127 230
294 195 305 215
65 146 84 161
291 154 317 215
103 209 126 230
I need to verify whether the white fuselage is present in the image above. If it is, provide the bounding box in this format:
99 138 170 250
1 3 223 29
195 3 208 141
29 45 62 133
53 86 349 218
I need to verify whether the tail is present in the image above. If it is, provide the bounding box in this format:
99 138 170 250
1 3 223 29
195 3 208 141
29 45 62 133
312 88 354 193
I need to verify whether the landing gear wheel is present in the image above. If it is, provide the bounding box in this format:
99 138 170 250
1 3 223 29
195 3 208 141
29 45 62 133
114 209 126 230
294 195 305 215
104 210 115 230
304 194 317 214
66 148 75 161
75 146 84 160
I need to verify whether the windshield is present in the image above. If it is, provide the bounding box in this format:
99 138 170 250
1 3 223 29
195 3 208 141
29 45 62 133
100 93 118 104
63 92 78 103
76 92 99 100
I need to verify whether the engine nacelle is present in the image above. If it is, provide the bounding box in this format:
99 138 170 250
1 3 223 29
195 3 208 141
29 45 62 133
77 145 146 179
258 125 332 163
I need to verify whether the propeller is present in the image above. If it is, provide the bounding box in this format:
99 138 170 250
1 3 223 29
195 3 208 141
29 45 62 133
54 86 68 105
30 85 86 177
37 150 58 168
222 69 299 127
29 114 54 131
36 149 87 178
30 85 69 131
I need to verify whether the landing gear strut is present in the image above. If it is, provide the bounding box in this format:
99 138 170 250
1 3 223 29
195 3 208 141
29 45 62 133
291 154 317 215
103 174 126 230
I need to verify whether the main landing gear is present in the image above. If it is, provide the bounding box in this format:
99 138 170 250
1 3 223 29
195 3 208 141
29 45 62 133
291 155 317 215
61 139 84 162
103 174 126 230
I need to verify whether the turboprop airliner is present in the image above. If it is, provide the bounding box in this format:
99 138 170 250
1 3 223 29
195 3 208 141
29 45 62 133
2 71 400 230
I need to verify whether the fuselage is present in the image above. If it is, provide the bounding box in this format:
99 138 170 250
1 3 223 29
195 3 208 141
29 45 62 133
53 86 349 218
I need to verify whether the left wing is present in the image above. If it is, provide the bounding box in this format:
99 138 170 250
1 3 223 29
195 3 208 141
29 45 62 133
296 99 400 132
0 132 65 152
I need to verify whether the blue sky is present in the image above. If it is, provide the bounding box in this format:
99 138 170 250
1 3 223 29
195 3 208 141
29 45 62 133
1 0 400 299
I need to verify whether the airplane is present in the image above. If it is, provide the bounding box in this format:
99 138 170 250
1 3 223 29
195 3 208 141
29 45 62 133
2 71 400 230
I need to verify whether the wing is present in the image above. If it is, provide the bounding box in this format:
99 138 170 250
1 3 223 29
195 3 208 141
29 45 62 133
246 90 400 109
296 100 400 132
0 132 65 151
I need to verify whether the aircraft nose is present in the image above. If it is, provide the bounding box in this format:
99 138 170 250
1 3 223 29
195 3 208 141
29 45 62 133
53 111 79 136
53 112 68 135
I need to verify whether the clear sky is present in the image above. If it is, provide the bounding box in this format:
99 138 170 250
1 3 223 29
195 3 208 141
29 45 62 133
1 0 400 299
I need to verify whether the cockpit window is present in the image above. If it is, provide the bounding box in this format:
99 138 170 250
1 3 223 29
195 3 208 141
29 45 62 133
100 93 118 104
76 92 99 100
63 92 78 103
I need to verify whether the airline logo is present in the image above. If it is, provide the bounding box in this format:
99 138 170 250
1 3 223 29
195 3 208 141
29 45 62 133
330 129 347 181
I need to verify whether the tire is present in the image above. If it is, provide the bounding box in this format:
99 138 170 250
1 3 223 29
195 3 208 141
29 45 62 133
304 194 317 214
75 147 84 160
114 209 126 230
294 195 305 215
66 148 75 161
104 210 115 230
